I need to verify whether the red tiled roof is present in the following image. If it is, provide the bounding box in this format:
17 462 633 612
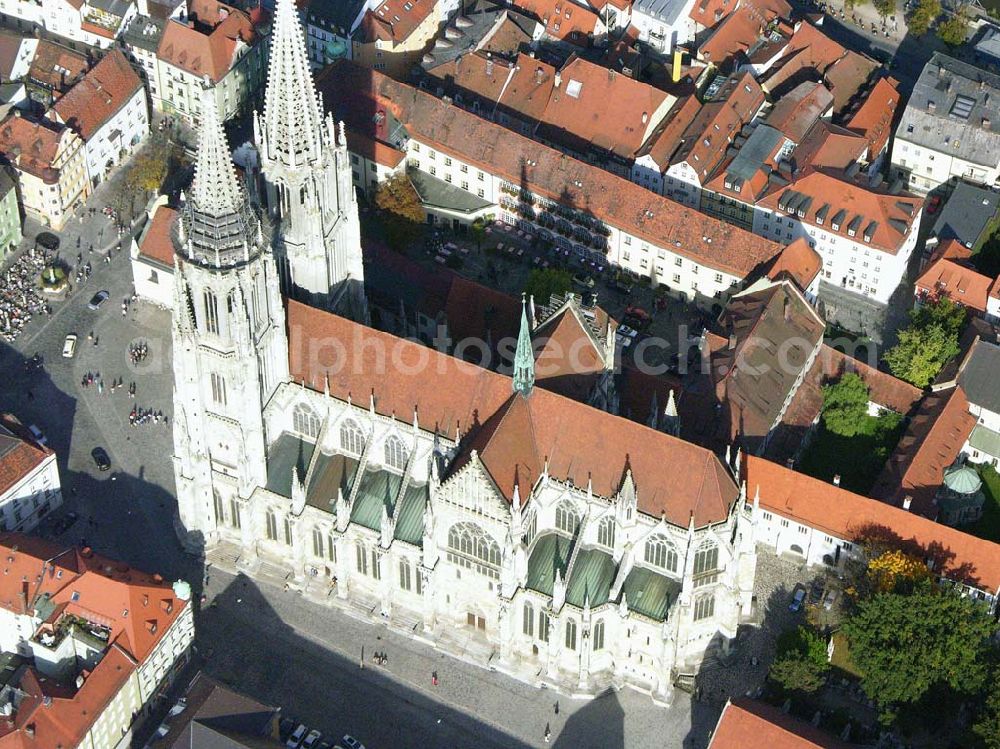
0 414 52 498
765 81 834 144
698 0 792 64
0 114 68 184
791 121 869 171
745 456 1000 592
158 0 258 83
27 40 88 99
318 62 784 277
710 698 854 749
672 72 765 179
532 303 608 401
765 237 821 291
0 535 188 749
636 95 702 168
357 0 436 45
286 301 740 526
51 51 143 142
915 257 993 314
758 170 920 254
689 0 740 28
761 21 877 111
513 0 599 44
345 128 405 168
844 77 899 158
138 205 177 267
871 386 976 517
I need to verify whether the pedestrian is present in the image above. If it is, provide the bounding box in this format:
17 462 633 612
360 646 365 669
554 700 559 715
544 724 551 743
432 670 438 686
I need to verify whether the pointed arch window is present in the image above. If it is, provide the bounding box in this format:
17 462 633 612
312 527 324 557
229 499 241 529
597 516 615 548
523 601 534 637
693 541 719 587
265 510 278 541
522 510 537 546
283 517 293 546
593 619 605 651
447 522 501 578
565 618 577 650
539 610 550 642
384 434 408 471
210 373 227 406
213 491 225 525
555 501 580 535
644 535 678 572
339 419 365 455
203 289 219 334
293 403 320 438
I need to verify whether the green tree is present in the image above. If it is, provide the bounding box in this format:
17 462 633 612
907 0 942 35
884 298 965 387
821 373 871 437
843 582 995 721
471 218 487 250
937 8 969 46
524 268 572 303
770 626 830 694
974 680 1000 749
375 174 425 251
874 0 896 16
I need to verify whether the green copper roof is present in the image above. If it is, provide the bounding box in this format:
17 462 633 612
351 468 402 531
969 424 1000 459
266 433 316 497
394 482 427 546
512 295 535 396
621 566 680 621
526 533 574 595
565 548 617 608
943 464 983 495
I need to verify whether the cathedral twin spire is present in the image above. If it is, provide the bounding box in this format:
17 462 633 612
513 295 535 396
259 0 327 172
180 89 261 268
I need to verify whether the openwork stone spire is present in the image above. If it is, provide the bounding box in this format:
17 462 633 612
512 294 535 396
260 0 325 171
179 88 260 268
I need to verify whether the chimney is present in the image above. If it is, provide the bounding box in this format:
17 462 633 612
485 52 493 78
75 674 84 689
728 332 738 350
902 495 912 511
832 474 841 486
927 100 936 113
554 71 562 88
783 295 791 321
983 117 992 128
535 66 544 84
672 47 683 83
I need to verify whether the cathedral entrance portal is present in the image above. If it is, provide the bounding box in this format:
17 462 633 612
466 612 487 631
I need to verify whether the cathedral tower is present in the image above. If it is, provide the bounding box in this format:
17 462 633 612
254 0 366 319
172 89 290 549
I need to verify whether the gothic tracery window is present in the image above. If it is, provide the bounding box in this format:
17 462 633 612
597 516 615 548
293 403 320 438
340 419 365 455
384 434 408 471
447 522 501 578
644 535 678 572
555 501 580 535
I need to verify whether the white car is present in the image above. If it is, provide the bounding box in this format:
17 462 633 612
341 737 365 749
27 425 47 446
62 334 78 358
302 730 322 749
286 724 308 748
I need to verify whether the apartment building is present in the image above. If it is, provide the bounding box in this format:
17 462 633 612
0 414 61 534
0 111 89 229
891 54 1000 195
49 49 148 186
156 0 268 123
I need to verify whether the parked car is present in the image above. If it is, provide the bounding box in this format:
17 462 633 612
91 447 111 472
62 333 78 358
341 736 366 749
789 585 807 612
823 589 838 610
88 290 109 310
286 724 308 748
927 195 942 214
572 273 594 289
302 730 322 749
27 424 47 446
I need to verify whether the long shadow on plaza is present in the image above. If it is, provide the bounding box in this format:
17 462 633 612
0 339 196 583
194 573 536 749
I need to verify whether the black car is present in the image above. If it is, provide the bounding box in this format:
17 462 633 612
91 447 111 471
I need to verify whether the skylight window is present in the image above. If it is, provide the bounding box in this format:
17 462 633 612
950 95 975 120
566 79 583 98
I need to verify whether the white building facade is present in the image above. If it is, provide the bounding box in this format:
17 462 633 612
0 418 61 534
